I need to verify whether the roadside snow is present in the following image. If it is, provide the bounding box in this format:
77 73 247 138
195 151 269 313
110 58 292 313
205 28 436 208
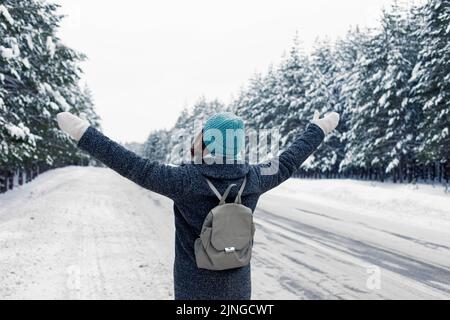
269 179 450 233
0 167 174 299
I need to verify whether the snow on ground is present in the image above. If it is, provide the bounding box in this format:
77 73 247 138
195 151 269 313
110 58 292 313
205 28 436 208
268 178 450 232
0 167 174 299
0 167 449 299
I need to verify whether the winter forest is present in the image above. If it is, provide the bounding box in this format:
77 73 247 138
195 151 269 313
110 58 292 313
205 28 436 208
0 0 100 192
1 0 449 193
144 0 450 184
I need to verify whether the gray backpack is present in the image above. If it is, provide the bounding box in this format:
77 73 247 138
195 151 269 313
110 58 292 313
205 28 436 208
194 177 255 271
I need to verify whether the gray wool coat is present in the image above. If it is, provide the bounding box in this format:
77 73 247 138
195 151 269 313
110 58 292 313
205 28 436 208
77 123 325 300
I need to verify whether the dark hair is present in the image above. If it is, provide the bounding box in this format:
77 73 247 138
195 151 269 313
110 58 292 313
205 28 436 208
190 131 207 157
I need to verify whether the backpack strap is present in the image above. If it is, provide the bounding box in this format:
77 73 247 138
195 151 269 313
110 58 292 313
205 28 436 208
234 176 247 204
205 178 237 205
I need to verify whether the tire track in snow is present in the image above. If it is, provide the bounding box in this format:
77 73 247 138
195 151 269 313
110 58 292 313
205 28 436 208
254 207 450 299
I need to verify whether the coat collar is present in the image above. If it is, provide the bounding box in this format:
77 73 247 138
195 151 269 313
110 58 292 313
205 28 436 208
187 156 250 179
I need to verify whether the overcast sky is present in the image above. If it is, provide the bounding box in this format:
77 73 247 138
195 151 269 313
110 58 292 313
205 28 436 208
56 0 399 143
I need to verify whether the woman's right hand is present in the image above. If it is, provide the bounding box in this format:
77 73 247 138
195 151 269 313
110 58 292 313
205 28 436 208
56 112 90 141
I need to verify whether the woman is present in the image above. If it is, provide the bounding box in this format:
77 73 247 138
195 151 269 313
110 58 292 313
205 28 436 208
56 110 339 299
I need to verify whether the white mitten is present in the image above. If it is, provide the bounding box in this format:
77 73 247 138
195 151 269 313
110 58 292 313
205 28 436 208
311 110 340 135
56 112 90 141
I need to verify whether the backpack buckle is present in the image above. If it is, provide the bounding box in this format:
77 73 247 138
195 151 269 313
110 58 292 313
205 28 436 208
224 247 235 253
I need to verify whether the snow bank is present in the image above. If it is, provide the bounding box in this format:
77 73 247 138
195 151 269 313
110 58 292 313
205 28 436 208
270 178 450 232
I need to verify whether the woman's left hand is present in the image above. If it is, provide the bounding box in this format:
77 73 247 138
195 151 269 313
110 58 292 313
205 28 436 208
311 110 340 135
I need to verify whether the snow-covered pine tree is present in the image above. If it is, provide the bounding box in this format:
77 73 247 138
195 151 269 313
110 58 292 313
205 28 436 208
1 0 39 172
340 3 419 181
143 129 169 162
339 25 383 178
165 97 225 164
190 97 224 125
233 67 284 161
255 66 287 133
409 0 450 182
277 35 311 147
334 27 370 177
0 0 99 190
373 3 421 182
233 72 264 130
302 39 343 176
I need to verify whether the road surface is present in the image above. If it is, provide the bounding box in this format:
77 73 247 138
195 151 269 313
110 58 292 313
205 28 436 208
0 167 449 299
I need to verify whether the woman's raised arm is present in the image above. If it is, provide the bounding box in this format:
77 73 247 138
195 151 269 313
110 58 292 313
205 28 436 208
256 111 339 194
56 112 192 200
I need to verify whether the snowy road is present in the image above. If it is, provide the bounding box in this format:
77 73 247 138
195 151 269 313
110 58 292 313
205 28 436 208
0 167 449 299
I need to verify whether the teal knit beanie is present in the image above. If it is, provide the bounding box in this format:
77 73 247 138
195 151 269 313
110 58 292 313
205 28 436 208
203 112 245 159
